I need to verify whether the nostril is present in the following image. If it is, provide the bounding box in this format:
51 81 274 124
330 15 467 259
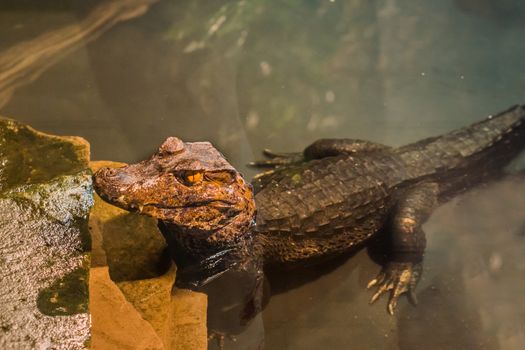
105 168 118 177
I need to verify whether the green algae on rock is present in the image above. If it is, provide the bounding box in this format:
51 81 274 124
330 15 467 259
0 116 92 349
37 263 90 316
0 118 89 192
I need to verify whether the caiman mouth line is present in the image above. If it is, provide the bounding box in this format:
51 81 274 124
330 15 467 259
141 199 235 210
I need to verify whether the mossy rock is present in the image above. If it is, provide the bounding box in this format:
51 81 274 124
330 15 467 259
0 117 89 192
0 116 92 349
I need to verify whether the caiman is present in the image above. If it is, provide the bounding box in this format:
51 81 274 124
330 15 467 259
93 105 525 314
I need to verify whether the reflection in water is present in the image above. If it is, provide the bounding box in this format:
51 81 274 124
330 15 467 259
0 0 159 108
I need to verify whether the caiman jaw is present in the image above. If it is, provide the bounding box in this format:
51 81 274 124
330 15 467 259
141 199 236 209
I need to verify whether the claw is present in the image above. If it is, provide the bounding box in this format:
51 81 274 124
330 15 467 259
367 261 422 315
262 149 298 158
370 281 392 304
249 150 304 168
387 281 409 315
208 330 236 349
370 290 382 304
252 169 276 179
208 332 225 350
248 159 284 168
367 278 378 289
367 271 385 289
262 148 279 158
249 160 277 167
387 299 397 315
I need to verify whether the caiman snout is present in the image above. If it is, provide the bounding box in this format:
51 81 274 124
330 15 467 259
94 167 135 187
103 168 119 177
93 166 135 202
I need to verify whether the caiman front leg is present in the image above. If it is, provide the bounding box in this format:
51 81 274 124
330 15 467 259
368 182 439 315
208 331 237 350
251 138 391 168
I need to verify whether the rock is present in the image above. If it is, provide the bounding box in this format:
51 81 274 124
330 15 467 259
117 267 208 350
89 161 208 350
0 118 89 192
89 266 164 350
0 117 92 349
165 289 208 350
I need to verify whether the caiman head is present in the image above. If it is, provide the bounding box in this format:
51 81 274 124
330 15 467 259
93 137 256 243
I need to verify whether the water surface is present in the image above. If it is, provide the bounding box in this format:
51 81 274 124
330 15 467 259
1 0 525 349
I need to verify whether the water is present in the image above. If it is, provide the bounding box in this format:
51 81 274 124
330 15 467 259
1 0 525 349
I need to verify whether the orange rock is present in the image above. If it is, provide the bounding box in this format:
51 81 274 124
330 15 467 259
89 266 164 350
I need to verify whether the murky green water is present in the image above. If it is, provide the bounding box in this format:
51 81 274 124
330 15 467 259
1 0 525 349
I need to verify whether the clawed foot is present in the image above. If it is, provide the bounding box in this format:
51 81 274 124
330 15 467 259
367 261 422 315
249 149 304 168
208 330 237 350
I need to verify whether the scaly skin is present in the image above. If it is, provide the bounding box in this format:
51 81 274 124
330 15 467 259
93 105 525 315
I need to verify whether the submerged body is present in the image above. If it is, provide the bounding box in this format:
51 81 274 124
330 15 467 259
254 106 525 265
93 105 525 314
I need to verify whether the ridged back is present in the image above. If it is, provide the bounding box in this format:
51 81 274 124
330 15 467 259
395 105 525 183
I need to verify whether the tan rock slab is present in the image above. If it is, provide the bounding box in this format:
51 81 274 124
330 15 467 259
89 266 164 350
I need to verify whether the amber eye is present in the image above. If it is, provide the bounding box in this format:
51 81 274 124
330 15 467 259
181 171 203 185
204 171 234 184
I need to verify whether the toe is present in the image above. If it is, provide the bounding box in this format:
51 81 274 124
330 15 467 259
387 298 398 315
370 279 394 304
263 148 278 158
367 261 422 313
367 271 386 289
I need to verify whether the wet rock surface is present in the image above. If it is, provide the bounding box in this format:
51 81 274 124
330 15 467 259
89 266 165 350
89 161 207 350
0 117 92 349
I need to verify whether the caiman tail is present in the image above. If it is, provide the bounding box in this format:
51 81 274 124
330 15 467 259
395 105 525 193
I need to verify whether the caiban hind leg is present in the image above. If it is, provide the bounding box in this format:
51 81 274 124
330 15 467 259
368 182 439 315
250 138 391 170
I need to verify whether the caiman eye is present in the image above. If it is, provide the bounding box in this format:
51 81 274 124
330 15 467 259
204 171 234 184
180 171 203 185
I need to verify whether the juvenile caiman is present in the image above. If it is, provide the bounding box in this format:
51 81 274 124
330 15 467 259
93 105 525 314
